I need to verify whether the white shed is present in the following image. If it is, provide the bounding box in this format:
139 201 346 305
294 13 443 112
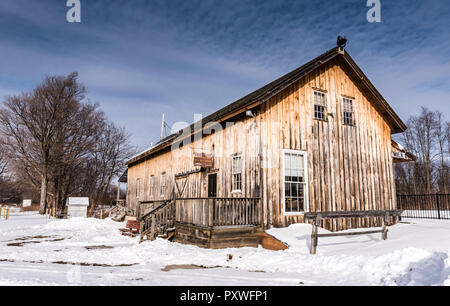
67 197 89 218
22 199 32 208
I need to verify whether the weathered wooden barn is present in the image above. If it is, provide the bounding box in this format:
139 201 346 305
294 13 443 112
122 45 411 248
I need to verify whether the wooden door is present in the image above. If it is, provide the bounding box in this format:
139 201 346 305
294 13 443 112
208 174 217 198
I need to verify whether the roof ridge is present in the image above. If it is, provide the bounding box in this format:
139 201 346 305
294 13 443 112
126 46 406 166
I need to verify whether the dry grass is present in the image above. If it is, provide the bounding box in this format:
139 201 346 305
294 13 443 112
20 204 40 212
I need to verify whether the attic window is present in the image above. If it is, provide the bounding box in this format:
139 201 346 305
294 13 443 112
342 97 355 126
313 91 327 120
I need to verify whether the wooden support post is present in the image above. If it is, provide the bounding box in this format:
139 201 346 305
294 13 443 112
381 214 388 240
0 205 2 218
139 221 144 243
310 214 321 255
151 214 156 240
310 223 318 255
208 199 213 227
6 207 10 220
100 209 103 220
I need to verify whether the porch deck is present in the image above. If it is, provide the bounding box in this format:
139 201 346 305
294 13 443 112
138 197 280 249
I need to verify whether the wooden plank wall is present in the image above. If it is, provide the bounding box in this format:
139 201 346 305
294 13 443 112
127 58 397 230
260 60 396 229
126 115 260 215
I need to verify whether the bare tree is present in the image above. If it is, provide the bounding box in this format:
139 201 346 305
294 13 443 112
0 73 85 212
396 107 449 194
435 111 449 192
0 145 7 178
76 123 134 212
0 72 135 213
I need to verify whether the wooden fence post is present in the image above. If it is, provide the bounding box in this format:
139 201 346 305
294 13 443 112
0 205 2 218
310 214 321 255
139 221 144 243
381 214 388 240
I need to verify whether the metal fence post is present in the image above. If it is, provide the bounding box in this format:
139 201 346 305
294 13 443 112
436 193 441 220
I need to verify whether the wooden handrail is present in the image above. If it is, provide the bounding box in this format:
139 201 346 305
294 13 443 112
305 209 402 254
176 197 260 201
139 199 176 243
139 200 172 221
304 210 402 220
139 200 171 205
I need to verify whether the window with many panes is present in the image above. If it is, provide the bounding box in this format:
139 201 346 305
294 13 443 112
136 178 141 198
342 97 355 126
149 175 154 198
314 91 327 120
160 173 166 197
283 150 308 214
232 155 242 192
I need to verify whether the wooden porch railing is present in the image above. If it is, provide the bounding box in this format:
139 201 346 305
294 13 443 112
139 200 175 242
137 200 168 220
175 198 261 227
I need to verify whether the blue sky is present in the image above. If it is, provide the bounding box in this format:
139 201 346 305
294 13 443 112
0 0 449 150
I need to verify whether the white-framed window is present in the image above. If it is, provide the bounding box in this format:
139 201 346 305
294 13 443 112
342 97 355 126
136 178 141 199
232 154 242 192
160 173 166 197
313 91 327 120
149 175 154 198
283 150 309 215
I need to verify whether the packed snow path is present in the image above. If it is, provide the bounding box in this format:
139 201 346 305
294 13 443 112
0 209 449 286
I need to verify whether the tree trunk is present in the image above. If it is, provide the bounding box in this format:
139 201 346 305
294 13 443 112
39 173 47 214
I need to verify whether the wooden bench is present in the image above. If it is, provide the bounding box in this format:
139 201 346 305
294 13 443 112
304 210 402 255
120 220 141 237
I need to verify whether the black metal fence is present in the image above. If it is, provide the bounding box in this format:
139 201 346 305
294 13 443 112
397 194 450 220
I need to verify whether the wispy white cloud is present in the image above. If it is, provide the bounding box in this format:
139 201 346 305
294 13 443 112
0 0 449 149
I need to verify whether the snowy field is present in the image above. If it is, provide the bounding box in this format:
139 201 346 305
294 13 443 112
1 209 450 286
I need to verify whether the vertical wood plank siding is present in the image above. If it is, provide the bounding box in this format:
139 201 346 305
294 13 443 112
127 59 396 230
259 60 395 228
126 115 261 216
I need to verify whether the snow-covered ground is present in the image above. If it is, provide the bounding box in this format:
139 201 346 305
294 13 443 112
1 209 450 286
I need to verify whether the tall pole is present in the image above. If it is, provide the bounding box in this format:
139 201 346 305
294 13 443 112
160 113 165 140
117 181 121 202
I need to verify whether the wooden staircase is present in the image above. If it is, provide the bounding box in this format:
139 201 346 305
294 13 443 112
139 200 176 243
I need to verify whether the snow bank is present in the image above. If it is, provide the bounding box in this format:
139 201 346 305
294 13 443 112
1 213 450 286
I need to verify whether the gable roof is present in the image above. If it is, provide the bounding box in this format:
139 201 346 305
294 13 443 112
126 46 407 166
